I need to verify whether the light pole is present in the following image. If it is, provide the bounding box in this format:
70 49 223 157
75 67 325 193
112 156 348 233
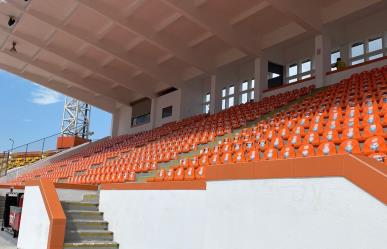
9 138 14 151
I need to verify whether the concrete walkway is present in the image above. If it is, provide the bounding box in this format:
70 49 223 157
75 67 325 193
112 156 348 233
0 230 17 249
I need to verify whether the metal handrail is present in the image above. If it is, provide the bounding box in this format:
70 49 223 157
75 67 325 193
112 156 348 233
5 132 63 153
0 132 66 176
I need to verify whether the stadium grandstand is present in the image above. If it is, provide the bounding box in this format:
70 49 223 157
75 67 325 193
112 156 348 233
0 0 386 249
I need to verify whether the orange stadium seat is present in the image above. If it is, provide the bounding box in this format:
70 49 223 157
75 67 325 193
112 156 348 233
317 142 337 156
297 144 315 158
363 136 387 155
338 139 362 154
263 148 278 160
279 146 296 159
6 66 387 185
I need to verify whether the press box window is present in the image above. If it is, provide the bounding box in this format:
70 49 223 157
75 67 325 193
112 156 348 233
162 106 173 119
239 80 255 104
203 93 211 114
331 51 341 70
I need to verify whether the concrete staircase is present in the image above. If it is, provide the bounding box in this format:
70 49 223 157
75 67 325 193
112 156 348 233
62 193 119 249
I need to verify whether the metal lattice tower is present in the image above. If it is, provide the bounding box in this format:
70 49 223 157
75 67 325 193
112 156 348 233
61 97 91 139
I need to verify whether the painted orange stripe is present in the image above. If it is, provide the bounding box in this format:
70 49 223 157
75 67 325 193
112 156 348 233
345 154 387 205
206 155 346 180
101 180 206 190
0 184 25 190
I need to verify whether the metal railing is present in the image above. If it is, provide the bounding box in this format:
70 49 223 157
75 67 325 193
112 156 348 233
0 132 66 177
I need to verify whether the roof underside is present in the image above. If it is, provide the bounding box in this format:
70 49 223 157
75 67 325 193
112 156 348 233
0 0 385 112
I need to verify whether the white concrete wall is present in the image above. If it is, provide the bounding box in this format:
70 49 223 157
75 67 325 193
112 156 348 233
99 178 387 249
99 189 206 249
127 122 152 135
56 189 97 202
204 178 387 249
180 77 210 119
154 90 182 128
111 105 132 137
215 60 255 112
326 58 387 86
283 37 315 66
328 8 387 51
261 78 315 98
17 186 50 249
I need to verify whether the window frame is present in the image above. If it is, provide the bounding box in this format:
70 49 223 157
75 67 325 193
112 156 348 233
330 50 341 71
239 79 255 104
221 84 236 110
286 58 314 83
349 34 386 66
202 92 211 114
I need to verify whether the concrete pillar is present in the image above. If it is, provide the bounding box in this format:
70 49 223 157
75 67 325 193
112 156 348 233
340 44 349 68
314 34 331 88
209 75 216 114
254 55 268 101
150 97 157 129
111 105 132 137
384 31 387 52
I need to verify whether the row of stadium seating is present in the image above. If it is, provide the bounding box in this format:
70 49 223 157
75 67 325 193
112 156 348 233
148 66 387 182
6 86 313 185
0 151 57 170
5 65 387 185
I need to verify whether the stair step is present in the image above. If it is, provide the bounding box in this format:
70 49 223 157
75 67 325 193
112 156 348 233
65 210 104 221
63 241 119 249
65 230 114 242
83 194 99 202
67 220 109 231
62 201 99 211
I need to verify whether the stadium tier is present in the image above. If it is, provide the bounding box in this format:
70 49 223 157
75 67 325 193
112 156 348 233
5 85 314 185
5 66 387 186
0 1 386 249
0 151 57 170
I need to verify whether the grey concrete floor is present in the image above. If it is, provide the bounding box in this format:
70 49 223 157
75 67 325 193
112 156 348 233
0 229 17 249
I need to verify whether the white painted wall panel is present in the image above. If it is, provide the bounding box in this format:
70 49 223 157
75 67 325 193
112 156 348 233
99 189 206 249
100 178 387 249
17 186 50 249
154 90 182 128
204 178 387 249
326 59 387 86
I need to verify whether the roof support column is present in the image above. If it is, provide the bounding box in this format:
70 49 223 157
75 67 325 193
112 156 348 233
150 98 157 129
314 34 331 88
210 75 217 114
111 105 132 137
254 55 268 101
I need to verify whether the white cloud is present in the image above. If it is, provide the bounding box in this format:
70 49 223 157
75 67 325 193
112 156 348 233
23 118 32 123
30 87 63 105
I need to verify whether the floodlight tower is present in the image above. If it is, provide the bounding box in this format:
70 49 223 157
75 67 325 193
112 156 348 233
61 97 91 139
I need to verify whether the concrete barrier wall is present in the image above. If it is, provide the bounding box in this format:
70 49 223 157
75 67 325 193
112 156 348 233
99 178 387 249
203 178 387 249
17 186 50 249
99 189 206 249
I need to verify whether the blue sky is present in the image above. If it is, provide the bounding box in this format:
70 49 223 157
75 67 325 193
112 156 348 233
0 70 112 152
